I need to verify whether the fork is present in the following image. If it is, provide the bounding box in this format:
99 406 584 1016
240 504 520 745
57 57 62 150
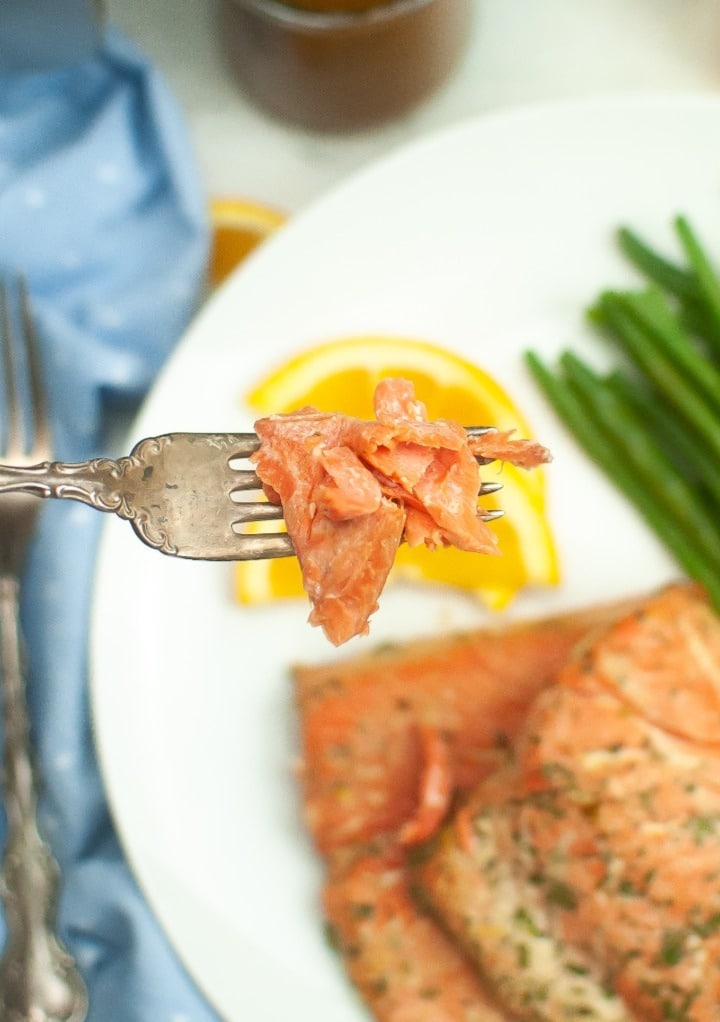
0 280 87 1021
0 429 503 562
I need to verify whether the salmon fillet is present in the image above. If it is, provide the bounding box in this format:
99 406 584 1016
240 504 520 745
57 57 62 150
293 596 640 853
413 582 720 1022
293 597 643 1022
413 778 638 1022
323 840 507 1022
252 378 551 645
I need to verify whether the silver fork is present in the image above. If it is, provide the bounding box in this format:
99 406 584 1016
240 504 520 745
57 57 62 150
0 280 87 1021
0 429 503 562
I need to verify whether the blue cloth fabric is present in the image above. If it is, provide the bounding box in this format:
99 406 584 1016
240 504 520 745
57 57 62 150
0 25 223 1022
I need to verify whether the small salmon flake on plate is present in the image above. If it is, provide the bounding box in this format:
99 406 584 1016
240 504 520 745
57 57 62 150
251 377 551 645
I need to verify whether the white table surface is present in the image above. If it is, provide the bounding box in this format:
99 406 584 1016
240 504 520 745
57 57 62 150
106 0 720 213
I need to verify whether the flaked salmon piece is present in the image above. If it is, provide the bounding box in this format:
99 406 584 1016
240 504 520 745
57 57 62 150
468 429 553 469
251 408 349 534
323 841 508 1022
303 504 406 644
372 379 552 471
373 377 428 423
317 447 383 519
414 447 497 552
396 724 453 846
293 595 640 852
361 468 499 554
414 583 720 1022
252 378 551 644
253 409 404 644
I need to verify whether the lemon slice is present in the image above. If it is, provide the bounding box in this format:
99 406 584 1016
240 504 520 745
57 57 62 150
209 197 286 287
235 336 559 610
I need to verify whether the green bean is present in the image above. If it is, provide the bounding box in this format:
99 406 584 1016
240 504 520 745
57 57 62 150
591 291 720 462
605 370 720 507
616 288 720 407
525 213 720 610
674 215 720 355
559 352 720 559
617 226 697 300
524 351 720 607
617 223 720 356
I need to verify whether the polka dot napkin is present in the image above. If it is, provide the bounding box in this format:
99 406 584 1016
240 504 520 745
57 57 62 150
0 25 224 1022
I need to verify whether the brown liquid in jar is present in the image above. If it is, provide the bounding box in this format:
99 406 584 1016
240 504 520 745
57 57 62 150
219 0 473 133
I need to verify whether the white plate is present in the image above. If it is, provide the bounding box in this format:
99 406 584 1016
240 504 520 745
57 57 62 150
90 93 720 1021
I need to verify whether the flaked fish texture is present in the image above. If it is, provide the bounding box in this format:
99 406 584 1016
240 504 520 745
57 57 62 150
252 377 550 645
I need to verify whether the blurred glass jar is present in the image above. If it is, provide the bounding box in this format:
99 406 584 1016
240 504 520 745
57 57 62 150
219 0 473 133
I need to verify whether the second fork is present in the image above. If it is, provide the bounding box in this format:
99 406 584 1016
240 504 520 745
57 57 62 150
0 279 87 1022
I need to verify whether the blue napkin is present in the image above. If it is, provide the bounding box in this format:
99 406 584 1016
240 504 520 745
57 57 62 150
0 25 225 1022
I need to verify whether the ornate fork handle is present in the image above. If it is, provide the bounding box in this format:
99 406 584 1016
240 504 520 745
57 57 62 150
0 446 178 556
0 457 138 514
0 576 87 1022
0 434 269 563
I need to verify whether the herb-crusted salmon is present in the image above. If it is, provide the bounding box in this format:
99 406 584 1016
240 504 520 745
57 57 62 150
412 582 720 1022
323 840 507 1022
252 378 550 645
293 596 639 853
293 596 644 1021
295 581 720 1021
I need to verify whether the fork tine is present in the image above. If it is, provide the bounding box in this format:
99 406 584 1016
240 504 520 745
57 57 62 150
0 280 22 459
17 277 50 460
232 531 295 560
232 501 284 525
230 470 264 493
227 435 261 461
467 425 501 467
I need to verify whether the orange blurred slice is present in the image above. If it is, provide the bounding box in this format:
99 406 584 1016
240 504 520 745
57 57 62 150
235 336 559 610
209 197 286 287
